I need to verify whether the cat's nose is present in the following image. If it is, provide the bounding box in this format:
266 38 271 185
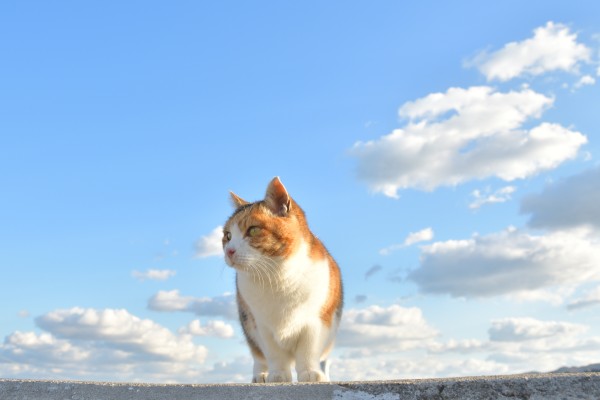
227 248 236 258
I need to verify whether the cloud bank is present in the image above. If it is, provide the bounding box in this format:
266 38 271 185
1 308 208 382
337 304 438 351
408 227 600 299
352 86 586 197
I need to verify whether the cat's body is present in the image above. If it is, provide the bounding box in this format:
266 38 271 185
222 177 343 383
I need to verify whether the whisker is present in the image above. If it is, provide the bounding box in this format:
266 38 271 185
230 252 283 292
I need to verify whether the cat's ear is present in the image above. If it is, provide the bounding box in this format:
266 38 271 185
230 191 249 208
265 177 292 216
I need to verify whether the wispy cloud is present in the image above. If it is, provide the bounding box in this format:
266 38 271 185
568 286 600 311
179 319 235 339
574 74 596 89
471 22 591 81
488 317 588 342
469 186 516 209
364 265 383 280
131 269 176 282
354 295 367 304
404 228 435 246
380 228 434 255
148 290 238 320
195 226 224 258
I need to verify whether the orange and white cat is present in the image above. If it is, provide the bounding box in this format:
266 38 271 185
222 177 343 383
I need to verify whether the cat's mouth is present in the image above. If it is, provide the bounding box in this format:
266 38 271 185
225 252 248 271
225 253 280 276
226 260 251 273
225 253 238 268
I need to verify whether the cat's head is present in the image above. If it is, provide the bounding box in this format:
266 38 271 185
222 177 308 271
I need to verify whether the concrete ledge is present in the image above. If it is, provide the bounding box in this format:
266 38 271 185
2 373 600 400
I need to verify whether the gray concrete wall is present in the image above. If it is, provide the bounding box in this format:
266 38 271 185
2 373 600 400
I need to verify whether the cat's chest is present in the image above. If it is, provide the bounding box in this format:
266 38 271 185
237 243 330 326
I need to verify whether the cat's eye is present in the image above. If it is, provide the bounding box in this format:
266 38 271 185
247 226 260 237
224 231 232 241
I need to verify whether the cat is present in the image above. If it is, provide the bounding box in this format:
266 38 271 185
222 177 343 383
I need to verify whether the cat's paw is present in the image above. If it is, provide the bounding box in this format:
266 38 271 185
298 369 328 382
266 370 292 383
252 372 268 383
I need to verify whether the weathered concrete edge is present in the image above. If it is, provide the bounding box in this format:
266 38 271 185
2 373 600 400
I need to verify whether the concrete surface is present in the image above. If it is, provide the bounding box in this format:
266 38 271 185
1 373 600 400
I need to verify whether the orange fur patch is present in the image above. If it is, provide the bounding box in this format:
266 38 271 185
320 252 343 327
224 200 307 259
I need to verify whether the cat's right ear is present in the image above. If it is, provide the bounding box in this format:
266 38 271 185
230 191 249 209
264 177 292 216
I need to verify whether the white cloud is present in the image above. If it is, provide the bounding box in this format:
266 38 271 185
332 354 510 381
508 288 573 306
472 22 591 81
408 227 600 299
195 226 224 258
131 269 176 281
148 290 238 320
405 228 434 246
351 86 587 197
1 308 209 382
380 228 434 255
203 357 253 383
568 286 600 311
521 166 600 231
36 308 207 363
488 317 588 342
469 186 516 209
426 316 600 375
333 313 600 382
2 331 91 365
179 319 235 339
574 74 596 89
428 338 490 354
337 304 438 350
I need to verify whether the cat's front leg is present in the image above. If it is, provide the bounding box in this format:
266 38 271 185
257 326 293 383
295 326 329 382
265 355 293 383
251 358 268 383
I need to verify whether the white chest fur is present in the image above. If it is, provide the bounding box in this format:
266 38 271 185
237 241 331 347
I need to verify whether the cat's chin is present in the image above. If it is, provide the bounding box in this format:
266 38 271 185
225 261 249 272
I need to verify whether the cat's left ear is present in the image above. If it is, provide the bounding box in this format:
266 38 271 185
230 191 249 208
265 177 292 216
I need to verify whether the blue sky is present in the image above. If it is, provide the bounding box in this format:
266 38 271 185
1 1 600 383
